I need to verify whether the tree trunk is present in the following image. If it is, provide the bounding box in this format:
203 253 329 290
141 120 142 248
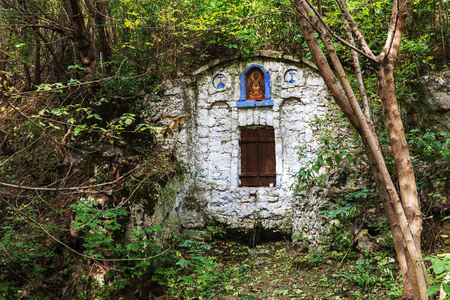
33 35 41 86
85 0 113 75
22 62 31 91
62 0 95 70
294 0 430 298
0 51 7 72
376 61 430 298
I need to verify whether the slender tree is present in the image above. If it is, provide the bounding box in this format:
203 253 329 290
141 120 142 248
294 0 429 298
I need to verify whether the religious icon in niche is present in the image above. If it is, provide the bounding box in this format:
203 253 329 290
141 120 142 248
246 67 265 100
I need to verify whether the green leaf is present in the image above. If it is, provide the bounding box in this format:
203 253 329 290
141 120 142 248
326 156 334 168
317 155 324 167
38 108 50 115
176 259 190 267
426 284 441 296
429 256 450 275
346 154 353 164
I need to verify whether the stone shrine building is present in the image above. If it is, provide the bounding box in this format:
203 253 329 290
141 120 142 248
146 52 331 242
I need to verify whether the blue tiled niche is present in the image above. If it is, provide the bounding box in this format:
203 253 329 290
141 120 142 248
237 64 273 108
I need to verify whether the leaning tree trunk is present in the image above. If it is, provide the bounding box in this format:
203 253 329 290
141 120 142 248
294 0 430 297
376 61 429 298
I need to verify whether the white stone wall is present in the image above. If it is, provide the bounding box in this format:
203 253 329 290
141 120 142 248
145 53 331 242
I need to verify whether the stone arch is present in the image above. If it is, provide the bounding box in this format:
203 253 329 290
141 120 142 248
208 100 231 110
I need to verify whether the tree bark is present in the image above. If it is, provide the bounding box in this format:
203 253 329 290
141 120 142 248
21 61 31 91
342 19 370 119
376 61 429 298
62 0 95 70
85 0 113 75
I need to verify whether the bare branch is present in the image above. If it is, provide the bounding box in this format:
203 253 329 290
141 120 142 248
343 19 370 119
0 197 176 262
0 165 142 193
294 0 358 124
301 0 365 118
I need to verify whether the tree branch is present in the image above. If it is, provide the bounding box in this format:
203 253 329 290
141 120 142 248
379 0 408 62
301 0 377 62
342 19 370 119
0 165 142 193
335 0 375 58
0 197 176 263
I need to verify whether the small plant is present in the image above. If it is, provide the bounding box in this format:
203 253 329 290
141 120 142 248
70 198 165 298
320 200 361 220
408 126 450 166
293 248 327 270
317 251 401 299
426 253 450 298
154 233 226 299
293 109 364 193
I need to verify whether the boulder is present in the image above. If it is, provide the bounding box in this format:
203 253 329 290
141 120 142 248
406 71 450 132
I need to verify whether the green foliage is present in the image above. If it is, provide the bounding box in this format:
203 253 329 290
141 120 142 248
69 198 168 298
71 199 128 258
71 198 162 257
155 0 303 60
321 200 361 221
295 246 401 299
1 0 449 298
408 126 450 166
293 249 327 270
406 126 449 203
294 108 364 192
154 233 226 299
100 56 157 96
341 253 396 293
0 197 64 299
426 253 450 298
35 102 161 140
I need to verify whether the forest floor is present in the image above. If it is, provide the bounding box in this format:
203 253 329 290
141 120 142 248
211 241 402 300
160 239 404 300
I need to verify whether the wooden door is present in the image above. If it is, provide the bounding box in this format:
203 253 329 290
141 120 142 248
240 128 276 187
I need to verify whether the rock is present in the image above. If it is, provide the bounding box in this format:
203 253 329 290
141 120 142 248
420 171 450 211
124 178 184 248
361 206 388 233
329 219 340 227
182 230 212 242
355 233 374 254
176 197 206 229
406 71 450 132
